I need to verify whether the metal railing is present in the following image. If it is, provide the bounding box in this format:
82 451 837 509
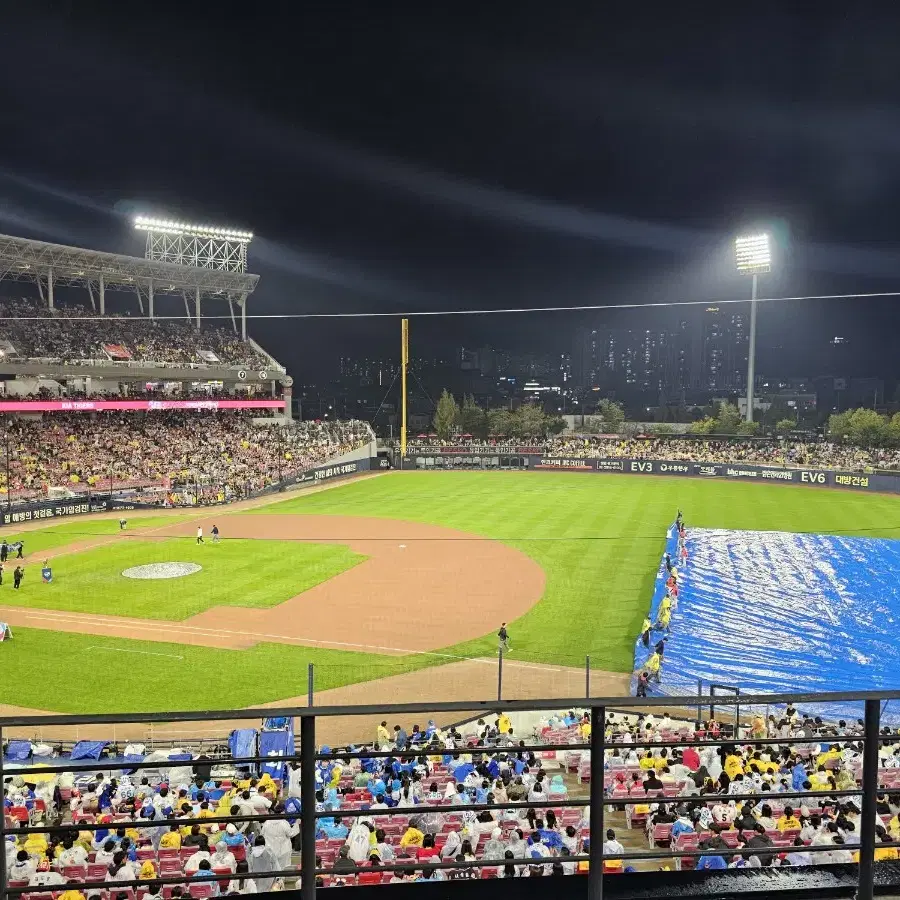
1 689 897 900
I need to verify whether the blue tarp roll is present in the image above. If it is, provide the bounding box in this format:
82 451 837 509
229 729 258 772
631 522 681 693
71 740 109 760
5 741 32 761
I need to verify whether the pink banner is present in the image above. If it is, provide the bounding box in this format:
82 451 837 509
0 399 285 412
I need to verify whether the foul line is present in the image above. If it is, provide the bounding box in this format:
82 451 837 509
4 608 569 672
85 646 185 660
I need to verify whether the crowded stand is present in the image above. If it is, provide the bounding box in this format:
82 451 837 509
406 436 900 473
2 700 895 895
0 415 373 503
0 299 272 369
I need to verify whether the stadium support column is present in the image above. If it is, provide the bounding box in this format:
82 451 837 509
99 274 106 316
401 318 409 457
300 714 316 900
241 293 248 341
195 286 201 330
588 705 605 900
148 279 154 321
858 698 880 900
47 267 54 310
0 723 6 900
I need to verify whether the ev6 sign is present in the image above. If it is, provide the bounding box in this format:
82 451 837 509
400 453 899 493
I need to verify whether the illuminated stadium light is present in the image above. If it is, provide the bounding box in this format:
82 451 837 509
735 231 772 423
135 214 254 274
134 215 253 242
734 232 771 274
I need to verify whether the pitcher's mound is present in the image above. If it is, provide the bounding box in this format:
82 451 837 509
122 562 202 580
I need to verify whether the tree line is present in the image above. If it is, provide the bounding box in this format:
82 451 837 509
431 391 566 440
827 408 900 448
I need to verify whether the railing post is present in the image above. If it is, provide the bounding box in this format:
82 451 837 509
858 698 880 900
585 655 590 699
589 705 605 900
300 714 317 900
0 723 6 900
497 647 503 702
307 663 314 707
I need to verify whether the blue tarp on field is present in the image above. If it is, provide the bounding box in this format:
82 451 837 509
653 527 900 723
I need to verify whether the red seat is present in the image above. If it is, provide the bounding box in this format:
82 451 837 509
357 871 383 885
652 824 672 846
88 863 109 880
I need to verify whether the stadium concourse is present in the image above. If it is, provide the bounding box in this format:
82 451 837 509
406 436 900 472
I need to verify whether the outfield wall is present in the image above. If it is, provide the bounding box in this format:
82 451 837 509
400 453 898 492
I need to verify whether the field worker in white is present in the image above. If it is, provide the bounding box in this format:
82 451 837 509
196 526 204 544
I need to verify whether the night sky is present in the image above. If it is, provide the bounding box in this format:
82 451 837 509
3 5 900 380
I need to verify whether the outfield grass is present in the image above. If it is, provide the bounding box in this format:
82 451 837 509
2 470 900 713
256 472 900 671
6 538 365 620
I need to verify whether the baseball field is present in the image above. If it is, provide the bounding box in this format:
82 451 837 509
1 469 899 716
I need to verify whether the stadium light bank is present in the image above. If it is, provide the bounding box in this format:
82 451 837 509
735 232 771 424
134 215 254 276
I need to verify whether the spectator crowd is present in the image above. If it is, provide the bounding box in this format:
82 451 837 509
3 702 897 896
0 415 373 503
0 299 272 369
544 436 900 471
406 436 900 473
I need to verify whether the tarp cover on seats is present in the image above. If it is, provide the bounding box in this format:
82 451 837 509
229 729 258 772
5 740 32 761
259 727 293 781
71 740 110 760
648 527 900 723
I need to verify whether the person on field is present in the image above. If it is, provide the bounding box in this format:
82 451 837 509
211 525 220 543
1 540 8 562
657 593 672 631
16 540 24 559
498 623 511 653
196 526 204 544
640 617 652 648
118 519 127 530
13 566 23 589
636 670 650 698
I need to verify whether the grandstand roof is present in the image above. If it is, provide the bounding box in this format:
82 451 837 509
0 232 259 299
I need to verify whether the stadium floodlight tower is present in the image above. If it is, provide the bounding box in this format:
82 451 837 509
134 216 253 273
735 232 771 423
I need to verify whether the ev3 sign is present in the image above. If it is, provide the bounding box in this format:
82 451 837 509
630 461 654 473
801 470 827 484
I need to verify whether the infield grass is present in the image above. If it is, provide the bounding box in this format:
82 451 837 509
5 538 365 620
